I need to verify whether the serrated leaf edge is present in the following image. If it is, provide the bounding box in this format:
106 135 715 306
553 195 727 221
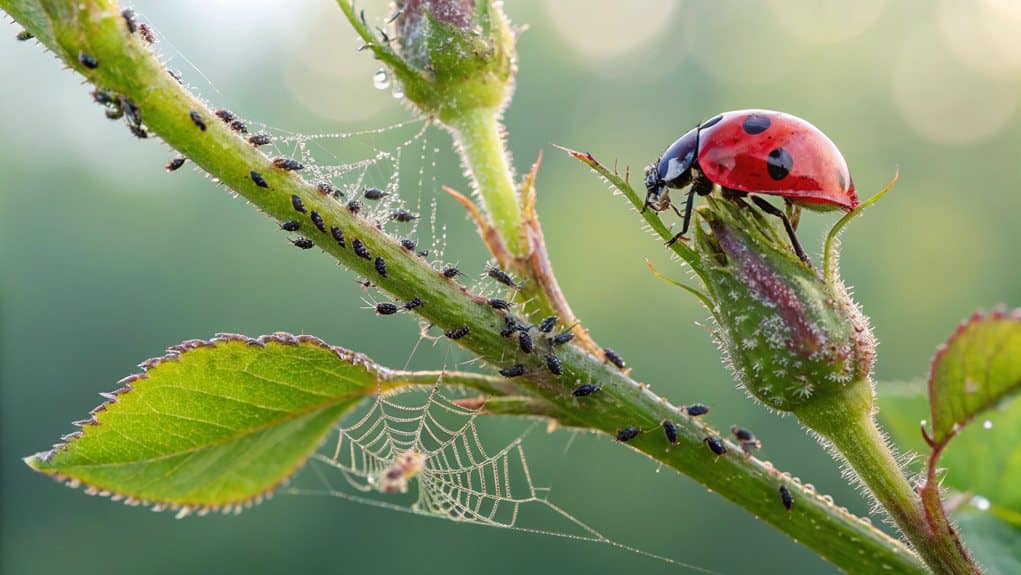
24 332 385 518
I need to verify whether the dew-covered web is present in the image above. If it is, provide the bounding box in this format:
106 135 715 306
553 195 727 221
142 13 715 572
285 381 716 573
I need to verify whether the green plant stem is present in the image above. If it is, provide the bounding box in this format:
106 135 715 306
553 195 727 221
4 1 927 572
446 106 527 258
797 381 981 575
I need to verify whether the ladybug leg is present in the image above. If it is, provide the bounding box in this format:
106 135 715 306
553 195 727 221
665 189 697 246
751 196 811 265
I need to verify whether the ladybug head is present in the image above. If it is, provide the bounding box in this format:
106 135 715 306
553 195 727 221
644 161 669 211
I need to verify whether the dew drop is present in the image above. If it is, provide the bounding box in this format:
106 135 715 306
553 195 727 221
983 420 993 429
972 495 991 511
373 68 390 90
391 82 404 99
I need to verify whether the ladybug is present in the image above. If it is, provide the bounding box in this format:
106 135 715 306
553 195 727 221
644 109 856 263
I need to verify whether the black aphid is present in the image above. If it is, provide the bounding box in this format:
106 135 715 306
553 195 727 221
616 427 641 443
442 265 461 278
273 158 303 171
78 52 98 69
391 209 418 222
662 420 679 445
347 200 362 214
375 302 398 316
353 239 371 259
164 157 186 172
403 298 424 310
603 348 626 369
539 315 558 333
686 404 710 417
487 267 518 288
572 384 600 397
138 23 155 43
731 426 762 455
168 69 182 83
500 316 520 338
316 182 334 196
308 210 325 233
92 90 115 105
129 125 148 139
230 119 247 134
189 110 206 131
250 171 268 188
290 194 305 213
400 239 416 252
330 225 345 247
374 256 387 278
121 9 137 34
704 436 727 456
363 187 388 200
544 353 562 375
550 332 574 346
281 220 301 232
16 30 33 41
248 134 271 147
445 325 470 340
518 331 533 354
779 485 794 512
488 298 511 310
215 109 235 123
291 237 314 250
499 364 526 378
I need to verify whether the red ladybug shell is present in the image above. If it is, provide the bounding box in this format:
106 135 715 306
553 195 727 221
697 109 857 211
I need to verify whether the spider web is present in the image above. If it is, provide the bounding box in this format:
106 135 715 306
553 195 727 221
286 382 717 573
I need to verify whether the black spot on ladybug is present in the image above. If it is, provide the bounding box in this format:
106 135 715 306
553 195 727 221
273 158 303 171
704 436 727 456
539 315 558 333
78 52 98 69
544 353 562 376
767 147 793 181
353 239 371 260
305 212 323 234
499 364 526 378
662 420 679 445
374 256 387 278
329 225 345 247
701 114 723 129
837 170 847 191
549 332 574 346
250 171 268 188
518 331 533 354
189 111 207 131
403 297 424 310
487 298 511 310
215 109 235 123
603 348 626 370
248 134 271 147
290 194 306 213
779 485 794 511
347 200 362 214
742 114 771 135
445 325 470 340
686 403 710 417
164 157 186 172
375 302 398 315
572 384 600 397
616 427 640 442
291 237 314 250
281 220 301 232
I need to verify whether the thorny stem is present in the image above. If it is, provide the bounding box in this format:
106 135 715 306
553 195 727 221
4 1 926 573
796 381 981 575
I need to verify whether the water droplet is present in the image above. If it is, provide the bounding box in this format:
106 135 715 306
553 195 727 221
972 495 991 511
983 420 993 429
391 82 404 99
373 68 390 90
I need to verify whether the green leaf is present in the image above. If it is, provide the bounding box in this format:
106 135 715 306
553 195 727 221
927 307 1021 446
25 333 381 515
955 508 1021 575
880 384 1021 520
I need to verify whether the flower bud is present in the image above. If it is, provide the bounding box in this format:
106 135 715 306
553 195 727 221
391 0 516 120
694 198 876 411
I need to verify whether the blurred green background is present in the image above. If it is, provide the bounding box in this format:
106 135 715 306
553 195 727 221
2 1 1020 573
